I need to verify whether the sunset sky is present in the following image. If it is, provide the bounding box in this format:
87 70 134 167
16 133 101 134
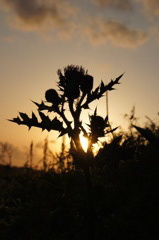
1 0 159 166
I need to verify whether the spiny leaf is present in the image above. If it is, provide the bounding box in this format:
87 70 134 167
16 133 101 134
100 81 105 92
9 112 65 133
31 100 40 107
81 73 123 108
94 86 99 95
105 126 118 134
38 111 48 121
32 100 47 110
105 115 108 122
83 103 89 109
31 112 38 123
133 125 158 144
52 117 63 130
97 94 104 99
94 107 97 116
19 112 30 122
32 100 52 112
27 125 32 131
58 128 69 138
114 73 124 84
8 116 21 125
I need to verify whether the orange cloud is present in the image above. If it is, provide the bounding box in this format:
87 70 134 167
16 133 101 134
94 0 133 10
0 0 150 48
0 0 76 35
84 18 148 48
140 0 159 16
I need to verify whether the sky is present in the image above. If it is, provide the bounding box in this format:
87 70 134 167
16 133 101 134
0 0 159 166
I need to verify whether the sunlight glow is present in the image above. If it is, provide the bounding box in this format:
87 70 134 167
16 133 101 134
92 143 101 156
80 133 88 152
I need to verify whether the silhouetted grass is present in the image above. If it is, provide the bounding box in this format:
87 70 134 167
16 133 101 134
1 141 159 240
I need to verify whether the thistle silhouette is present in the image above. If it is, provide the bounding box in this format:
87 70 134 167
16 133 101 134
9 65 123 240
9 65 122 157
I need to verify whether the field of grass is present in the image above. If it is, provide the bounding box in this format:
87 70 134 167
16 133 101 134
1 138 159 240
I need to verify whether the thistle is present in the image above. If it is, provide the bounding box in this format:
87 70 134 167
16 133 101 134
9 64 123 162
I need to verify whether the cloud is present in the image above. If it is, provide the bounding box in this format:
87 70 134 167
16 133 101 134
94 0 159 15
140 0 159 16
84 18 148 48
1 36 15 43
94 0 133 10
0 0 77 35
0 0 149 48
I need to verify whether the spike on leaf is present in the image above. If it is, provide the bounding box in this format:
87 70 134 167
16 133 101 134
105 126 118 134
8 116 21 125
58 128 68 138
83 104 89 109
100 81 105 92
28 126 32 131
38 111 47 121
31 100 40 107
94 107 97 116
32 112 38 123
105 115 108 122
19 112 29 122
114 73 124 84
133 125 158 144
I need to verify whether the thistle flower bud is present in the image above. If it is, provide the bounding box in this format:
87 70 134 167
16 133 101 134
90 115 106 142
45 89 60 104
80 75 93 93
91 116 105 133
65 85 80 99
64 65 84 99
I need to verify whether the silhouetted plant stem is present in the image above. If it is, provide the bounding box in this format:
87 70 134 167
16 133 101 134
43 137 48 171
77 92 86 112
58 110 72 132
72 132 95 239
29 141 33 168
69 99 75 117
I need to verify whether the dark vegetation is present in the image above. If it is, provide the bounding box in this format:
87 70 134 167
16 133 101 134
1 66 159 239
1 128 159 240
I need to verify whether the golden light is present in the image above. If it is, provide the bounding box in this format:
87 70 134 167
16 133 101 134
92 143 101 156
79 133 103 154
79 133 88 152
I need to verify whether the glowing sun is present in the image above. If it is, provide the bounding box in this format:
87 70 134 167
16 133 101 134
80 133 88 152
